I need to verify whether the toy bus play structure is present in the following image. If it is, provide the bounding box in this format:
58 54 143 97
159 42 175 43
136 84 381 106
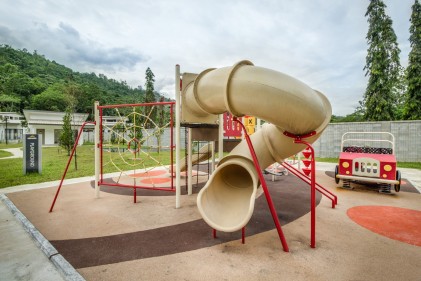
335 132 401 193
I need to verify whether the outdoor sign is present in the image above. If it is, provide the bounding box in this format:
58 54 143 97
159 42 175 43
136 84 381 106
23 134 42 174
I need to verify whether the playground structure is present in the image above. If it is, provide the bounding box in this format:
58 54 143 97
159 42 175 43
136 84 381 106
50 60 335 250
335 132 401 193
178 60 333 249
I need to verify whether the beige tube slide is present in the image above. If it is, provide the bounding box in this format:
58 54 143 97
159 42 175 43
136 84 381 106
184 61 332 232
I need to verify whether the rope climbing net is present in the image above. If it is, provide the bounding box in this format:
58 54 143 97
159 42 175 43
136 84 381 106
97 101 175 192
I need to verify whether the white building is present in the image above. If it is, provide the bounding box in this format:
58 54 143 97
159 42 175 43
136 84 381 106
23 110 91 145
0 112 25 143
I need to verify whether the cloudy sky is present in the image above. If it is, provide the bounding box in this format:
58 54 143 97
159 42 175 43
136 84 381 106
0 0 414 115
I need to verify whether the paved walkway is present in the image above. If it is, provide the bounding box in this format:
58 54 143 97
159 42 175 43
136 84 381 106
0 162 420 281
0 196 66 281
0 148 23 159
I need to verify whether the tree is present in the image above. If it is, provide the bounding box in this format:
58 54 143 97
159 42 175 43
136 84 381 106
144 67 156 128
60 108 74 156
0 45 166 114
31 83 69 111
155 97 168 153
362 0 402 121
0 94 21 112
404 0 421 120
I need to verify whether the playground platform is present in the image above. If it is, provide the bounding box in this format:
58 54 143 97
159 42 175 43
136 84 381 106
1 164 420 281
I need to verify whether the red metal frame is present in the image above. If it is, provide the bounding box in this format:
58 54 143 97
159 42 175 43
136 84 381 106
234 117 289 252
49 121 95 212
98 102 176 203
97 101 176 109
284 131 317 248
49 102 176 212
100 107 104 184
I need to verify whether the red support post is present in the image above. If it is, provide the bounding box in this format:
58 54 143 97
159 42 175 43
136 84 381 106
170 104 174 190
99 107 104 184
234 118 289 252
49 122 95 212
296 140 316 248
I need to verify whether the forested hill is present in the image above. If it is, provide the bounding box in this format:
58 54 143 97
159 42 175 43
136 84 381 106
0 45 169 116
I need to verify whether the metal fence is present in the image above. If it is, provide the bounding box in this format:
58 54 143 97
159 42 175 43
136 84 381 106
313 120 421 162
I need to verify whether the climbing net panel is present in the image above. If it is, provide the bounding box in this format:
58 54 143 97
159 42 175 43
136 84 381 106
97 102 175 192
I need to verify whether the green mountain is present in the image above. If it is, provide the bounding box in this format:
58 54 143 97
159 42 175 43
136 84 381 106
0 45 168 117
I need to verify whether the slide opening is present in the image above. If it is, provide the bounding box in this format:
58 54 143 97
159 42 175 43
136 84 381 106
198 160 258 232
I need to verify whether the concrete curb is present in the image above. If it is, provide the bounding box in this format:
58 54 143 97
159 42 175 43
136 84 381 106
0 194 85 281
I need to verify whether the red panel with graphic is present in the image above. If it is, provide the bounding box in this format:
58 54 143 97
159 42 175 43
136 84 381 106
223 112 242 137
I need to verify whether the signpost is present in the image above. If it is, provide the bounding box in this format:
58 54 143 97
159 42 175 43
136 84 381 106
23 134 42 174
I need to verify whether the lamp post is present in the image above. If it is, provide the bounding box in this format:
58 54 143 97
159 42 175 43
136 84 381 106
4 116 8 145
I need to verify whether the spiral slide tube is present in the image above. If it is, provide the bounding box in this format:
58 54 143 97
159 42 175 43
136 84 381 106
184 60 332 232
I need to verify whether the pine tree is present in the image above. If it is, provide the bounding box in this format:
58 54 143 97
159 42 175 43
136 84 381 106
404 0 421 120
144 67 156 128
362 0 402 121
60 108 74 156
144 67 155 103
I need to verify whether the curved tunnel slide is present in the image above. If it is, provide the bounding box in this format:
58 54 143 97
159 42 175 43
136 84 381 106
183 60 332 232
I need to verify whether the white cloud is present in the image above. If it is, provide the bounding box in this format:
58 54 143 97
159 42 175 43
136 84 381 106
0 0 413 115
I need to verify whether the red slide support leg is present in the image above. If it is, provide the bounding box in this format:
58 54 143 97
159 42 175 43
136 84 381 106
234 118 289 252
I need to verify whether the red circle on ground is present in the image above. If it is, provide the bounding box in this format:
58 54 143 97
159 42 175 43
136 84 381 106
140 178 171 185
132 170 167 178
347 206 421 247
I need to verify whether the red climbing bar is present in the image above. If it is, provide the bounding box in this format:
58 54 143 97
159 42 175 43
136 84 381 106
98 101 176 109
49 121 96 212
281 161 337 207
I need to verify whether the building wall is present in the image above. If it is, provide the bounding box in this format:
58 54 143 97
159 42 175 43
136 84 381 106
313 120 421 162
28 125 85 146
0 112 25 143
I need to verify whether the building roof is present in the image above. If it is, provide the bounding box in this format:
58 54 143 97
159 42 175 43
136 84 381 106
23 110 89 126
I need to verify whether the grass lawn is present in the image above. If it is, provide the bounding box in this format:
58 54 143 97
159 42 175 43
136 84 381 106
0 145 174 189
0 150 13 158
0 143 22 149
